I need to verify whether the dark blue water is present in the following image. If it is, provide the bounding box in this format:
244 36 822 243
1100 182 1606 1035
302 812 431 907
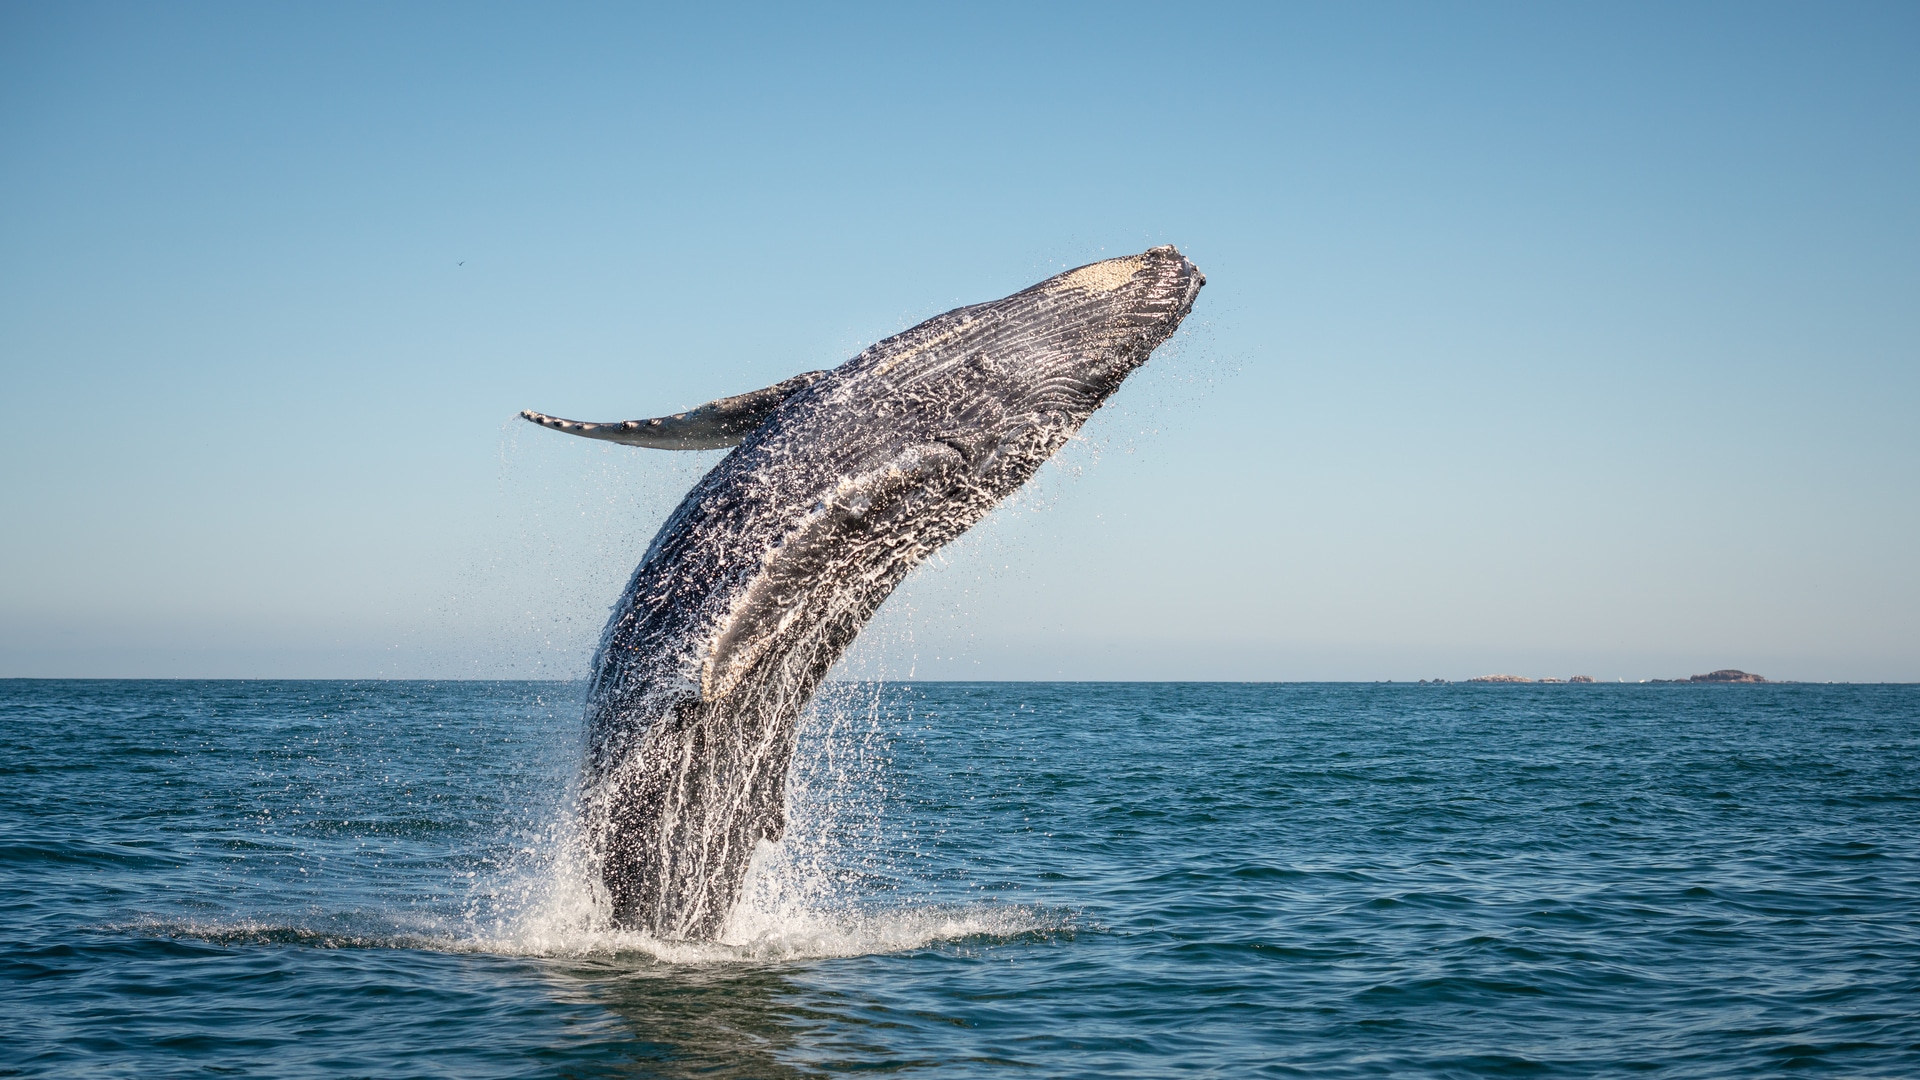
2 680 1917 1077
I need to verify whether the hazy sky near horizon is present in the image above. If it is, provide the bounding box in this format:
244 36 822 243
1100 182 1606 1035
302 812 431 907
2 2 1916 681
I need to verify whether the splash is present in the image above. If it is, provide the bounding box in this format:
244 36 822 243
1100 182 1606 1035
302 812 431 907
450 682 1070 963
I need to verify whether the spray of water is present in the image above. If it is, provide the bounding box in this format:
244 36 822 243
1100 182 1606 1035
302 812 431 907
459 679 1063 963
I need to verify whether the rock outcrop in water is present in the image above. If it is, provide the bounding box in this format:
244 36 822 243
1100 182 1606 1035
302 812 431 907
1467 674 1532 683
1654 669 1769 684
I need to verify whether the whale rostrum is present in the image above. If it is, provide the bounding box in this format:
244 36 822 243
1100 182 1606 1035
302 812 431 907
525 246 1205 940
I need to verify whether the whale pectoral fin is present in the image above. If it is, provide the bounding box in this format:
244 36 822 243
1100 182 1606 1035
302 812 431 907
520 370 829 450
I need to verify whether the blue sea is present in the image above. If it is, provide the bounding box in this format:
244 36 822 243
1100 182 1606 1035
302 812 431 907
2 680 1917 1077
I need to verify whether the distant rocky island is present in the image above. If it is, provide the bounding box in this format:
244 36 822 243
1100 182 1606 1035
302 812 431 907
1651 669 1769 684
1449 670 1768 685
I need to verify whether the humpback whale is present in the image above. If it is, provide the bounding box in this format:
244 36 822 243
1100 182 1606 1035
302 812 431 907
524 246 1204 939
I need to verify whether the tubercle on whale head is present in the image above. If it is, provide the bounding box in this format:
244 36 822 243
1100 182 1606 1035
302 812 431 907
1043 245 1202 295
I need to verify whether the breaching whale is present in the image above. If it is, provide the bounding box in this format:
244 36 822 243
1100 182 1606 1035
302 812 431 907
523 246 1205 939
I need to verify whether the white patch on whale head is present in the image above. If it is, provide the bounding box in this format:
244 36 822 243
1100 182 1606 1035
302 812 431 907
1050 255 1144 294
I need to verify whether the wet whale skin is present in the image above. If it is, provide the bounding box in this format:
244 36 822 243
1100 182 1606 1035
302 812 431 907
578 247 1205 939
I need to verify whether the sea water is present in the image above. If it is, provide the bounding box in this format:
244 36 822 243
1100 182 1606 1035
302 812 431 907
1 680 1916 1077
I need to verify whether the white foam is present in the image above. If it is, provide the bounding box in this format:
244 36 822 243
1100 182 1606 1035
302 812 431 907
469 898 1061 965
454 823 1066 964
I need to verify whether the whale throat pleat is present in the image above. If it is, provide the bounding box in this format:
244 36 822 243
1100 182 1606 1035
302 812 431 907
521 370 828 450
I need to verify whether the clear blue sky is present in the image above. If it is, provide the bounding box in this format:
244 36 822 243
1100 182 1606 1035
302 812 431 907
3 2 1915 681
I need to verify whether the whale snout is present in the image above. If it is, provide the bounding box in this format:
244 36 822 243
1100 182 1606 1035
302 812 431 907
1139 245 1206 311
1145 244 1200 275
1032 246 1205 406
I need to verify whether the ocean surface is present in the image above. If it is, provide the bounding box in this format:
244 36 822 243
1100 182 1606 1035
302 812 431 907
2 680 1916 1077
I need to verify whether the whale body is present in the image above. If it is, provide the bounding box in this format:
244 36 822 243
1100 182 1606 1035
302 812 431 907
523 246 1204 939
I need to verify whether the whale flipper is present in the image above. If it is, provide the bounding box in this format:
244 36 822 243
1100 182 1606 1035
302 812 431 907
520 369 828 450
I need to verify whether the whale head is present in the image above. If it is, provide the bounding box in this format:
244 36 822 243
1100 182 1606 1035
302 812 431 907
765 245 1207 496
